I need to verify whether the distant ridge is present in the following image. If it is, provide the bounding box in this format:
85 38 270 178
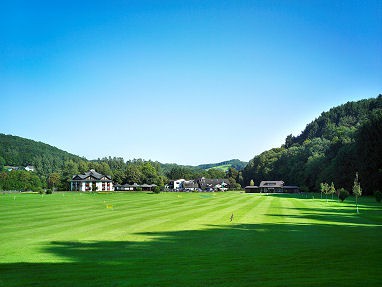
0 133 83 167
197 159 247 171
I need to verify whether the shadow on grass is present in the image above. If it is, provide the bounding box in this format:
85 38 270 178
1 221 382 287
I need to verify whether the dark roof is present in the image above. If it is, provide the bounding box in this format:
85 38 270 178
259 181 284 188
71 169 112 181
183 181 198 188
244 186 259 189
141 184 157 188
198 178 230 185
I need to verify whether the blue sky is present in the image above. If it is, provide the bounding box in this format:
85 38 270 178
1 0 381 165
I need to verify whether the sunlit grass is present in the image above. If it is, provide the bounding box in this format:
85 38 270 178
0 192 381 286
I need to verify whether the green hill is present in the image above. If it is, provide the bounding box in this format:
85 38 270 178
242 95 382 195
197 159 247 171
0 134 84 175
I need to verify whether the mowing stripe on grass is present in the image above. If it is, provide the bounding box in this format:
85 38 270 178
1 192 381 287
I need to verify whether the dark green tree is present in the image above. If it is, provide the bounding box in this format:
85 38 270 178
48 172 61 191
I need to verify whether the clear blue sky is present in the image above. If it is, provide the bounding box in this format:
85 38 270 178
1 0 381 165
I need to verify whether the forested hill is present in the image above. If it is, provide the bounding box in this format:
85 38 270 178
287 96 382 146
0 134 84 172
197 159 247 171
243 95 382 195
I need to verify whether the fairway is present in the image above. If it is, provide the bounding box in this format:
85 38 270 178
1 192 381 286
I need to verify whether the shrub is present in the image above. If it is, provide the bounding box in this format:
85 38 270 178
375 191 382 203
153 186 161 194
135 187 142 192
45 189 52 194
338 188 349 202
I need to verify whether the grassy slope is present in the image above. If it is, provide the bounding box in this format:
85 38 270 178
0 192 381 287
206 164 232 172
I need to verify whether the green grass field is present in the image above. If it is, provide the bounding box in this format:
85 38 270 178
1 192 381 287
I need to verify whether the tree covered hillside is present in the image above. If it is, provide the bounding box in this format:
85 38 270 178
0 134 84 176
243 95 382 195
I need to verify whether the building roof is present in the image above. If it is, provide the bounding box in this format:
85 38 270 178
198 178 230 185
71 169 112 181
183 181 199 188
259 181 284 188
141 184 157 188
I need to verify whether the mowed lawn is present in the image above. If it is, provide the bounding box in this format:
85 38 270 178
0 192 381 287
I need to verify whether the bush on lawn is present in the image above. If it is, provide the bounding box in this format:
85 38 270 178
338 188 349 202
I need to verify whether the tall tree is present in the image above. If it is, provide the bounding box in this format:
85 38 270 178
48 172 61 191
329 182 336 200
353 172 362 213
61 160 79 190
320 182 329 202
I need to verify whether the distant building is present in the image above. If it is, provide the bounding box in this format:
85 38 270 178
70 169 113 191
259 181 285 193
197 177 230 191
114 183 157 191
183 180 199 191
251 181 300 193
5 166 20 171
5 165 35 172
167 177 230 191
114 183 135 191
25 165 35 172
140 184 157 191
168 179 186 191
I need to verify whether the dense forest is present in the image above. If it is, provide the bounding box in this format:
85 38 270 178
242 95 382 195
0 134 243 191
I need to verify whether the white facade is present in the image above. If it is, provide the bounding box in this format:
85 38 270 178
25 165 35 172
71 181 113 192
174 179 185 190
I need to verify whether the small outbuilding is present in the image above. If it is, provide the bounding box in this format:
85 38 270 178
259 181 284 193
